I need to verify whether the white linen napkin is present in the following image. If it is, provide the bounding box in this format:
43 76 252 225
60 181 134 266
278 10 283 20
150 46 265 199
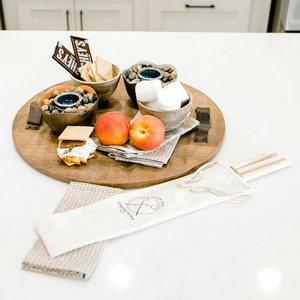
95 112 199 168
34 161 251 258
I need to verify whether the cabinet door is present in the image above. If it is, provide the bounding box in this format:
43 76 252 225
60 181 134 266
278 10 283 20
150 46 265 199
17 0 75 30
148 0 252 32
75 0 133 31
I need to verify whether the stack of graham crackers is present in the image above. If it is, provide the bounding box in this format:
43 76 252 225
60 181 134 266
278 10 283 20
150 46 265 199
78 55 113 82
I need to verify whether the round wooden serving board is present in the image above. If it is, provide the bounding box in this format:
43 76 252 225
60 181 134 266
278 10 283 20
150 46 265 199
12 79 225 189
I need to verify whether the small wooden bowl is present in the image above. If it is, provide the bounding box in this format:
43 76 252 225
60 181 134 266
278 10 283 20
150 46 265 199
70 63 121 103
38 85 99 134
137 92 193 131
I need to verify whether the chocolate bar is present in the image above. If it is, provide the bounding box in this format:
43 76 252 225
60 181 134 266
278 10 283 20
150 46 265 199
70 36 93 68
52 42 81 79
25 101 43 130
59 140 85 149
194 107 210 143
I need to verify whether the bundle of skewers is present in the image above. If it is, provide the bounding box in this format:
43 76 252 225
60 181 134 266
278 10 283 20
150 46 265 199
231 148 292 182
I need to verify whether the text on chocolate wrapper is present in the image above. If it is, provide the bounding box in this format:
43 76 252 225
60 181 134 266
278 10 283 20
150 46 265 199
56 49 77 73
75 40 91 66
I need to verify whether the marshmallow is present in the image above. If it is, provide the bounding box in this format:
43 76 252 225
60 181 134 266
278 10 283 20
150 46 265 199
157 88 181 111
162 82 189 105
135 80 162 102
157 82 189 111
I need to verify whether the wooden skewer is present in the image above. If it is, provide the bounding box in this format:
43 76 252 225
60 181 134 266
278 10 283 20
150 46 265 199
232 148 280 171
239 158 292 182
235 153 289 176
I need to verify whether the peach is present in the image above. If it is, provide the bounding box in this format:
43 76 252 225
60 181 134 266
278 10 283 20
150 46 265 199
129 115 165 151
95 112 130 145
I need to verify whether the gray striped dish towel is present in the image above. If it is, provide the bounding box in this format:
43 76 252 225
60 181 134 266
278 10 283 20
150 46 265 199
22 181 125 279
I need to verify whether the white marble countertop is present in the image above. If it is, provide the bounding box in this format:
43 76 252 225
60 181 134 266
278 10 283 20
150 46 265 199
1 31 300 299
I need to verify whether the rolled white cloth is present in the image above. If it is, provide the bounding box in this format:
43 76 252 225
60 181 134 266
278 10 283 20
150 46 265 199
34 161 251 258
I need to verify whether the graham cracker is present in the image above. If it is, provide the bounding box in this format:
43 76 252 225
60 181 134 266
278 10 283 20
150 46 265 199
79 62 93 82
96 55 113 81
58 126 94 141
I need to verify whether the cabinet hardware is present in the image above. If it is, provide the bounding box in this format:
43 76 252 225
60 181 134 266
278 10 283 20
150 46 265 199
66 10 70 30
0 0 6 30
80 10 83 30
185 4 215 8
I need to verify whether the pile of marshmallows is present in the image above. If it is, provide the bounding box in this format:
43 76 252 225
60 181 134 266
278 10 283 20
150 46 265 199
136 80 189 111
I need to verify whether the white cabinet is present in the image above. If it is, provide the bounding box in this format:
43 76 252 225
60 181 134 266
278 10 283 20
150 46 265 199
74 0 133 31
12 0 269 32
17 0 75 31
16 0 133 31
148 0 252 32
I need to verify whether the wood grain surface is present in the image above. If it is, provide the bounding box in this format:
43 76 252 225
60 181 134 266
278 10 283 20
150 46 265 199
12 78 225 188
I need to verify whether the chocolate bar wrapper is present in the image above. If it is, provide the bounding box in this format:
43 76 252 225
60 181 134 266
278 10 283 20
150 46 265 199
70 36 93 68
52 42 82 79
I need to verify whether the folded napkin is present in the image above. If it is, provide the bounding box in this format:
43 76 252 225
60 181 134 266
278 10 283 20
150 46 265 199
95 112 199 168
22 182 125 279
34 161 251 258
